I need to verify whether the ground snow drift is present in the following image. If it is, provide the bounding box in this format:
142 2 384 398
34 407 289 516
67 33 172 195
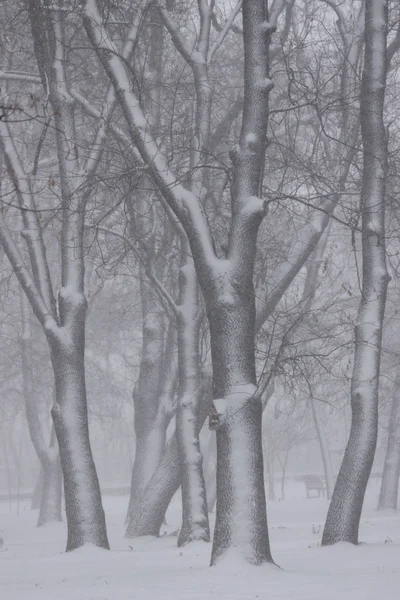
1 479 399 599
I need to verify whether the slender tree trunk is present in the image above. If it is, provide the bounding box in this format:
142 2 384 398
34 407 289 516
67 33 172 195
322 0 389 545
125 436 181 537
264 439 276 502
20 290 62 526
206 465 217 513
37 455 63 526
280 463 286 501
31 468 43 510
310 398 334 500
176 257 209 546
126 272 175 523
125 386 212 538
126 296 166 521
50 324 109 551
378 374 400 510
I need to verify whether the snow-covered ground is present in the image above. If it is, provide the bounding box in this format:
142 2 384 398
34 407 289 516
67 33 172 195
1 478 399 599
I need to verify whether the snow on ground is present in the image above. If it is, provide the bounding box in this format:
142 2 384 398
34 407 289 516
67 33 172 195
1 478 399 600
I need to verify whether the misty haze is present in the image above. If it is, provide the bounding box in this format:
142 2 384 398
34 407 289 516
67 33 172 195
0 1 399 599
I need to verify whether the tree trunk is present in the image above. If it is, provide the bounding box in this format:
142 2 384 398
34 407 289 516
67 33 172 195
31 468 43 510
310 398 334 500
206 465 217 513
378 375 400 510
209 299 272 565
50 329 109 551
37 455 63 526
322 0 389 546
176 258 209 546
265 443 276 502
127 414 168 520
125 435 181 537
20 290 63 526
126 301 174 523
125 386 212 538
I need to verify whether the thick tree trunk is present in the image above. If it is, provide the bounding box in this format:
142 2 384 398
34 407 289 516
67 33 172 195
322 0 389 546
378 375 400 510
209 299 272 565
50 330 109 551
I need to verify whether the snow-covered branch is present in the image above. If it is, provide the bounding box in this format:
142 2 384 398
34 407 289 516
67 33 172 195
207 0 242 64
0 218 58 333
0 119 56 318
83 0 217 274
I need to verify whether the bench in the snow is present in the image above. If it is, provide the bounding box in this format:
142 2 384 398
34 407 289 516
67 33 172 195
302 474 325 498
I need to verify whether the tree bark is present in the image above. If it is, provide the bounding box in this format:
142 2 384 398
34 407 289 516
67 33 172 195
322 0 389 545
50 318 109 551
310 398 334 500
126 291 167 521
125 435 181 537
20 290 62 526
209 298 272 565
37 455 63 526
176 256 210 546
31 469 43 510
125 385 212 538
378 374 400 510
82 0 277 565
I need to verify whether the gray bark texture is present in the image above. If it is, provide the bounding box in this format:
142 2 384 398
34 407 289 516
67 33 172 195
378 374 400 510
82 0 275 565
126 284 168 522
208 0 275 566
322 0 389 545
20 290 62 526
176 261 210 546
125 387 212 538
50 325 109 551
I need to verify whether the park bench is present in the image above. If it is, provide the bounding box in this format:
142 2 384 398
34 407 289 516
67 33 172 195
302 474 326 498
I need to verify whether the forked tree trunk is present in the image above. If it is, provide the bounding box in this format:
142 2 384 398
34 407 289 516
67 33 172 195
322 0 389 545
82 0 276 566
50 318 109 551
378 374 400 510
